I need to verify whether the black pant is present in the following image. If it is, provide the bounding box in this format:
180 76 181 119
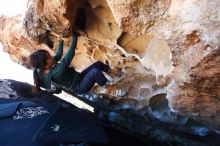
76 61 110 94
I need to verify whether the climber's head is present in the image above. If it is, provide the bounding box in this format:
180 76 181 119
29 49 55 70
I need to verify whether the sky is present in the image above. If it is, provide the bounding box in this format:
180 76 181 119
0 0 28 16
0 0 33 84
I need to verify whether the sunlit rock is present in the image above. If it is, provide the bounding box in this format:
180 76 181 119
117 32 172 83
0 15 46 66
106 0 171 35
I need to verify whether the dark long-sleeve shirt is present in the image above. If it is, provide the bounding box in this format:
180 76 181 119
34 34 80 91
53 39 63 62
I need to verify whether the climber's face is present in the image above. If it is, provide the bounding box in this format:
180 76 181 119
45 54 55 70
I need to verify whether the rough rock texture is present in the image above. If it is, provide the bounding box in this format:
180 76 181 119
106 0 220 132
0 0 220 144
0 15 45 65
24 0 81 41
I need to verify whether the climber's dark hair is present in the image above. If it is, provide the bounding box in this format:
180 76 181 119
29 49 49 70
29 49 50 93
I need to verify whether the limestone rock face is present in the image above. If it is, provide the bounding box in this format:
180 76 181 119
107 0 220 132
0 0 220 141
106 0 171 35
0 15 46 65
23 0 80 42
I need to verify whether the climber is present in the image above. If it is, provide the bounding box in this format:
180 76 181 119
28 32 127 97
